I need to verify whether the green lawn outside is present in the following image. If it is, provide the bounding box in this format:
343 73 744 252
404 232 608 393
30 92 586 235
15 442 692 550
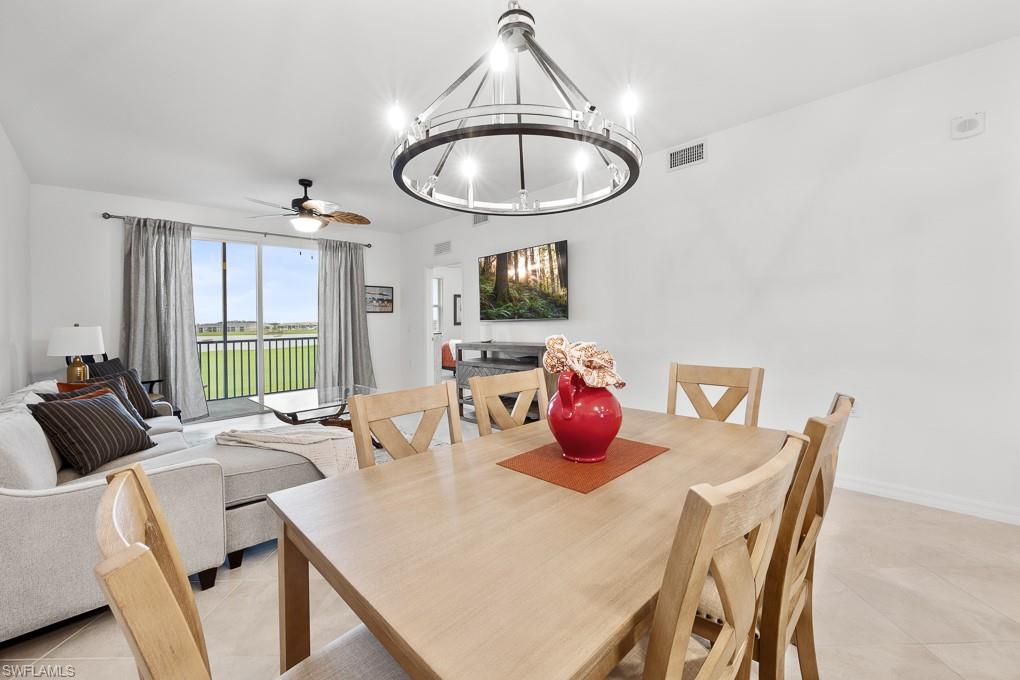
199 343 317 399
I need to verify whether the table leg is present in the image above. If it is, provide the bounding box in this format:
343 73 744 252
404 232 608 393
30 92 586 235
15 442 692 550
278 523 310 673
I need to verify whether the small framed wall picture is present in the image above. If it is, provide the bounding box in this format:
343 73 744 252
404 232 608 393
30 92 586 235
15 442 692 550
366 285 394 313
453 293 463 326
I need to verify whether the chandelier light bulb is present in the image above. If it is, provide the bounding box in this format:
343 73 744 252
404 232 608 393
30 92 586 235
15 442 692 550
386 103 405 132
490 39 509 72
462 157 478 179
290 216 323 233
573 149 589 172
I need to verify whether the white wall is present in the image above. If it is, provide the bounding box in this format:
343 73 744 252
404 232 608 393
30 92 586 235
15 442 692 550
399 37 1020 523
28 185 403 389
0 121 31 395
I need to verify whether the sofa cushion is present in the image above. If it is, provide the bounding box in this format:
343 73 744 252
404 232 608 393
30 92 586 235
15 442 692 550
87 357 127 378
28 392 156 475
44 378 149 429
56 431 190 485
145 415 184 436
151 443 323 506
0 379 58 412
0 409 60 489
85 369 158 419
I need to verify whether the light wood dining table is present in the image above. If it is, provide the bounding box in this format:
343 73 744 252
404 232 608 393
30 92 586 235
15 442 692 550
267 407 788 679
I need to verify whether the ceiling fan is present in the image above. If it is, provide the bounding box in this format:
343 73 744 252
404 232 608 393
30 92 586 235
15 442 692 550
247 178 371 232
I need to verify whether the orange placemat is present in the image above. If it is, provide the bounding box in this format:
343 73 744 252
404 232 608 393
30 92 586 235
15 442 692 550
497 438 670 493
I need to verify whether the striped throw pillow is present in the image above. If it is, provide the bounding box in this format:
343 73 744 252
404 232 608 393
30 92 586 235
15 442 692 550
42 377 150 429
27 392 156 475
85 368 159 419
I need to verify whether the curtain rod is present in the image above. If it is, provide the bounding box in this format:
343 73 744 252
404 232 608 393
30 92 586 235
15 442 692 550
100 212 372 247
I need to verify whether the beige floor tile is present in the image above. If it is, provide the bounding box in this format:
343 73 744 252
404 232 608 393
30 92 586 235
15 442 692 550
812 644 962 679
202 579 281 657
41 612 133 659
932 565 1020 624
31 657 139 680
202 576 364 659
836 567 1020 643
811 587 914 647
927 642 1020 680
210 655 280 680
0 613 98 661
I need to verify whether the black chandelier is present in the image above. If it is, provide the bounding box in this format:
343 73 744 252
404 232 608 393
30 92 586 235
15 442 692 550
389 2 642 216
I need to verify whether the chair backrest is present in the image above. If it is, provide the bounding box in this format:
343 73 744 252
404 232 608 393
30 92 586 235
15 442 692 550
349 381 462 468
643 433 805 680
469 368 549 437
94 464 211 680
760 394 854 643
666 363 764 426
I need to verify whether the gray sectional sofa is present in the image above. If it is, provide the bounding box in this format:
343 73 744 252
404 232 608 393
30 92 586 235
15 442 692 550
0 380 324 642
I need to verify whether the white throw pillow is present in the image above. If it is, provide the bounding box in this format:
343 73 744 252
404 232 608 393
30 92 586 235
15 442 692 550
0 409 61 489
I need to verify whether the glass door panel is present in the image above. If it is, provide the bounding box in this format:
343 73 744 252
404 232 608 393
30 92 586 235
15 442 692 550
261 245 318 395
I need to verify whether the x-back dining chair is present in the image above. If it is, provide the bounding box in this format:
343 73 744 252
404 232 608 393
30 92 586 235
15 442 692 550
609 433 806 680
666 363 765 426
469 368 549 437
94 464 408 680
348 381 462 468
693 394 855 680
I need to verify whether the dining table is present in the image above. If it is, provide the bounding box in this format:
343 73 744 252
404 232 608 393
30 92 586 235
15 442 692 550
267 406 789 679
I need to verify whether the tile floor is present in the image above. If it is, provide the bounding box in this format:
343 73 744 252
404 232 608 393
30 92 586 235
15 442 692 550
3 415 1019 679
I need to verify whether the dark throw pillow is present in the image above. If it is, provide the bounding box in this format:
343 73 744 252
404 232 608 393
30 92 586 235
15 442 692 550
85 368 159 419
28 392 156 475
43 378 150 430
87 357 127 378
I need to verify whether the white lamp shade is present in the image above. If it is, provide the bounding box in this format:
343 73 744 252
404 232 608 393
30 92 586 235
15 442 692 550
47 326 105 357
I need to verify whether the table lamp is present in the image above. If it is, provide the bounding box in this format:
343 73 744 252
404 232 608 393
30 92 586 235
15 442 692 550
48 324 105 382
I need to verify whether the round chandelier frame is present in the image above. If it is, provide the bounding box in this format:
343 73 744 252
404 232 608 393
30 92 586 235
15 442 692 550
390 2 642 216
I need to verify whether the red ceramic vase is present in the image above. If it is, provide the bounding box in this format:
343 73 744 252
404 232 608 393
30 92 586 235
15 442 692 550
547 370 623 463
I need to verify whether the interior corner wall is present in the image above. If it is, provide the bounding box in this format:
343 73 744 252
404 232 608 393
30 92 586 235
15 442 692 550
0 120 31 395
27 185 403 390
398 37 1020 523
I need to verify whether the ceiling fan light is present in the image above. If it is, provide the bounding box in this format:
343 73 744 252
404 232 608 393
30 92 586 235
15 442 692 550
291 215 325 233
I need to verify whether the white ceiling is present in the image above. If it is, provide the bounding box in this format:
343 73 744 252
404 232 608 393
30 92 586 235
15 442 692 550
2 0 1020 233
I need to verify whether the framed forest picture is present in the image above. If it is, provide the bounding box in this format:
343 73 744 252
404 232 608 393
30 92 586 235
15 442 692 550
478 240 568 321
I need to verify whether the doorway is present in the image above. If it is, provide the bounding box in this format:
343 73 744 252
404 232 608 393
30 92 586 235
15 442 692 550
425 264 464 385
192 238 319 421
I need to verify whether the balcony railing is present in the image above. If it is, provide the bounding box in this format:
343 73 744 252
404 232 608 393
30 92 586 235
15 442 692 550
197 336 318 401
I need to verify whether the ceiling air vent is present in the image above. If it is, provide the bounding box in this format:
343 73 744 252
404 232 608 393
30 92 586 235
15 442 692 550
473 214 489 226
667 140 706 171
433 240 452 256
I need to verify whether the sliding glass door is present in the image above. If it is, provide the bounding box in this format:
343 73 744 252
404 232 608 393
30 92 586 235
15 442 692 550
192 238 318 421
260 245 318 396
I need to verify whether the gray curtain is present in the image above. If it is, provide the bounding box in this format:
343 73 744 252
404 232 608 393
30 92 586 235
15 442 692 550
121 217 208 420
317 240 376 390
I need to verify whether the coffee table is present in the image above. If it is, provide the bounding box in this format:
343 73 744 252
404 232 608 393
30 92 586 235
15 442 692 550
250 385 375 431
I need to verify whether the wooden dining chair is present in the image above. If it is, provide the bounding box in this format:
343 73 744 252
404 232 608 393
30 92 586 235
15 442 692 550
692 394 855 680
666 363 765 426
94 464 408 680
609 432 806 680
469 368 549 437
348 381 462 468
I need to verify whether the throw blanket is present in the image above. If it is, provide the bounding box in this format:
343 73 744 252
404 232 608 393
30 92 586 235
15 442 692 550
216 425 360 478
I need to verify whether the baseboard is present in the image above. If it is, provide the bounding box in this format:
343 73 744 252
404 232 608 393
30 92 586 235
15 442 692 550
836 474 1020 526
